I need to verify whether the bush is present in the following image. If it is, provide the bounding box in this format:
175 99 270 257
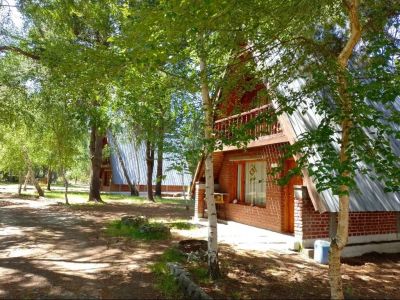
105 219 170 240
138 223 171 239
121 215 148 227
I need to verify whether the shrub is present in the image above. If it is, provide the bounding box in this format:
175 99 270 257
105 219 170 240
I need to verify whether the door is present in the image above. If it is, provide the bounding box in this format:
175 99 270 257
285 159 302 233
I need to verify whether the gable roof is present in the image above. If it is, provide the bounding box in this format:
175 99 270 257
107 133 192 187
275 95 400 213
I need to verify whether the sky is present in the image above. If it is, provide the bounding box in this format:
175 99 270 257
1 0 23 32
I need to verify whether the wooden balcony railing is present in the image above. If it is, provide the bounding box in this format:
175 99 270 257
214 104 282 140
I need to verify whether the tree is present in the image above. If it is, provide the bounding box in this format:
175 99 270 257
245 1 399 298
6 0 121 202
122 0 246 279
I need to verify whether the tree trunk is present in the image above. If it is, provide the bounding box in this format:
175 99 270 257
111 133 139 196
62 168 69 205
22 147 44 197
23 171 29 191
145 140 155 202
155 138 164 197
29 169 44 197
47 167 52 191
89 126 103 202
18 173 24 195
182 170 189 210
132 138 142 194
329 1 361 299
200 54 220 279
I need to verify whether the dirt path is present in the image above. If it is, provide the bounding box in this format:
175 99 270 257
0 196 186 299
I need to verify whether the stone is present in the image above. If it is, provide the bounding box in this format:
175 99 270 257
167 262 212 300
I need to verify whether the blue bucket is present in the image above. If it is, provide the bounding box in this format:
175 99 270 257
314 240 330 264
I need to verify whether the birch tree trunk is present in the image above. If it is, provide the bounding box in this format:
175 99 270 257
111 133 139 196
89 126 103 202
145 140 155 202
200 55 220 279
329 1 361 299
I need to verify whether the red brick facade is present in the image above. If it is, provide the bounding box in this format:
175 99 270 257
195 145 399 243
295 195 399 241
196 143 304 233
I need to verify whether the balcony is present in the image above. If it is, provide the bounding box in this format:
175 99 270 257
214 104 282 141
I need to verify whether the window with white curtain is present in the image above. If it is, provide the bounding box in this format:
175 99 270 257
244 161 266 206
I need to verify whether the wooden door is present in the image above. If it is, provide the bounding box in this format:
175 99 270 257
285 159 302 233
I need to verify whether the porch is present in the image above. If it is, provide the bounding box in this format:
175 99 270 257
188 218 297 253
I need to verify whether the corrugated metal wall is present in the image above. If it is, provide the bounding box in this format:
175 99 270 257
108 133 192 186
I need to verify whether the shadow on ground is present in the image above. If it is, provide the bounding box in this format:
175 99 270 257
0 194 192 299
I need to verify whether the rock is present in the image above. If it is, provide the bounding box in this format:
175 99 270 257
167 262 213 300
121 215 148 227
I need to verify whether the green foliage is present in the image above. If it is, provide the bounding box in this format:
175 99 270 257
167 221 196 230
187 265 210 285
248 1 400 195
150 247 186 299
105 220 171 241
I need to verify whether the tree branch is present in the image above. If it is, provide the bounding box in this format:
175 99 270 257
0 46 40 60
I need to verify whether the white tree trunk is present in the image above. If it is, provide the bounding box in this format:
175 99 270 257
200 55 220 279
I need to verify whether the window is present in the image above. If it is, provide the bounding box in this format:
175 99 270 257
236 161 266 206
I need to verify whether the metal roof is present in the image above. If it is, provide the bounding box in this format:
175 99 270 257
281 97 400 212
107 133 192 187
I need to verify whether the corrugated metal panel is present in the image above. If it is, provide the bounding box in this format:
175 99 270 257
282 98 400 212
107 133 192 186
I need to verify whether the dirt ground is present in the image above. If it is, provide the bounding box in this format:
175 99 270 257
198 247 400 299
1 193 399 299
0 193 191 299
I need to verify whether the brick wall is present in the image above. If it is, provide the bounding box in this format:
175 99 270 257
217 144 288 232
295 195 399 241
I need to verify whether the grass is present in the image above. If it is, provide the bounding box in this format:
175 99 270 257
150 247 186 299
187 265 210 284
105 218 196 240
17 188 194 207
167 221 197 230
105 219 171 240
